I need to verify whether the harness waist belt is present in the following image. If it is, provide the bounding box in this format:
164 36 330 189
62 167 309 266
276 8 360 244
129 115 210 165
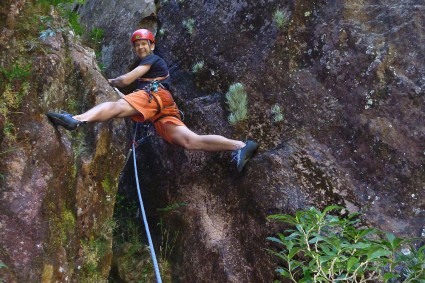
138 73 170 82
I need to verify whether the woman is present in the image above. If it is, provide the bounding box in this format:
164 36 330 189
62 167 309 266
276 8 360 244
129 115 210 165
46 29 257 172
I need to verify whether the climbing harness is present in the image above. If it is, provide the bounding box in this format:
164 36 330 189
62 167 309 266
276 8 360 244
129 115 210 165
130 122 162 283
139 74 169 102
144 80 165 103
141 79 183 123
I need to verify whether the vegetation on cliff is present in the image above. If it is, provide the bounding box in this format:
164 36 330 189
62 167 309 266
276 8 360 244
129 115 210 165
268 206 425 282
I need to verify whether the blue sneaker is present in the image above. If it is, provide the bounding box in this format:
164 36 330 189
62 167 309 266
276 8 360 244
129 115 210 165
232 140 258 172
46 111 83 130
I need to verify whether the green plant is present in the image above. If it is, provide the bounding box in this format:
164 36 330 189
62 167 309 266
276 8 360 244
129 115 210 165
38 15 57 40
80 238 109 282
182 18 195 35
39 28 57 40
157 202 187 213
0 147 18 156
38 2 85 36
47 206 76 249
0 62 31 143
0 63 31 81
158 28 167 37
158 219 180 262
0 260 7 283
37 0 84 6
61 8 84 36
111 195 173 282
191 60 205 73
101 175 114 194
274 8 291 29
271 104 284 123
90 27 104 45
100 219 117 241
225 83 248 126
3 122 16 143
267 206 425 282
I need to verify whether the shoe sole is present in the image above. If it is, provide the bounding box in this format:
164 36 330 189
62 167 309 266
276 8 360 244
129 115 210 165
46 113 79 130
237 142 258 172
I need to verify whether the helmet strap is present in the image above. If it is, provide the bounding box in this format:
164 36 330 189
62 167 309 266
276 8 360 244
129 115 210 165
147 41 154 54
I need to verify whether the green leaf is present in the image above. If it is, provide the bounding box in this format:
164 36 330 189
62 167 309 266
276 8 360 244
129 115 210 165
386 232 396 245
302 270 312 282
268 214 298 225
320 243 336 256
289 259 303 271
286 231 301 240
347 257 359 271
322 236 341 249
383 272 399 281
315 276 329 282
267 249 288 261
367 248 392 260
319 255 334 264
322 205 342 216
267 236 284 245
295 224 305 233
350 242 372 249
308 235 325 244
276 267 291 278
357 228 377 238
288 247 300 259
384 232 403 250
285 240 294 251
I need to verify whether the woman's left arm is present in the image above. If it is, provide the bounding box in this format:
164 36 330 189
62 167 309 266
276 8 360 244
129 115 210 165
108 64 151 87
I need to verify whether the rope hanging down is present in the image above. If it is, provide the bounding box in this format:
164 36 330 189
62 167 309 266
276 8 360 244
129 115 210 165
131 123 162 283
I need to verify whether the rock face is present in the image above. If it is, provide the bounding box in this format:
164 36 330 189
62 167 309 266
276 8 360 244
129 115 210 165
1 0 424 282
80 0 424 281
0 1 127 281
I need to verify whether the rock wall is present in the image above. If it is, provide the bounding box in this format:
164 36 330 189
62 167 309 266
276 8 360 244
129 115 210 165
79 0 424 281
0 0 423 282
0 1 128 281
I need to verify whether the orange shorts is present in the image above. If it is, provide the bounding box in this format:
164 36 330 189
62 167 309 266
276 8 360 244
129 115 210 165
123 88 185 144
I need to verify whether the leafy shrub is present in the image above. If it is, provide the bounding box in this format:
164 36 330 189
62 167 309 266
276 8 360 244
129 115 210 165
267 206 425 282
225 83 248 126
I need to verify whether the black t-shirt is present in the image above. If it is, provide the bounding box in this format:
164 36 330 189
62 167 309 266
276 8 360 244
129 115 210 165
136 54 171 90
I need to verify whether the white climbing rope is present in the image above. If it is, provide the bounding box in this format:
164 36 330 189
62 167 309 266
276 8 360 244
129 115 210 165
131 124 162 283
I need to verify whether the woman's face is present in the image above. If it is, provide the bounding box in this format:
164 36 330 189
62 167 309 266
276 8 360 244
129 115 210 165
133 39 154 58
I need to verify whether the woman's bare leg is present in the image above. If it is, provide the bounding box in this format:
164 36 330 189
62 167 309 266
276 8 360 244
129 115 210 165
73 99 139 122
165 123 245 152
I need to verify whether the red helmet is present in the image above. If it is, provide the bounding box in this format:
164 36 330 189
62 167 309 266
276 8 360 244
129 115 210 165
131 29 155 44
